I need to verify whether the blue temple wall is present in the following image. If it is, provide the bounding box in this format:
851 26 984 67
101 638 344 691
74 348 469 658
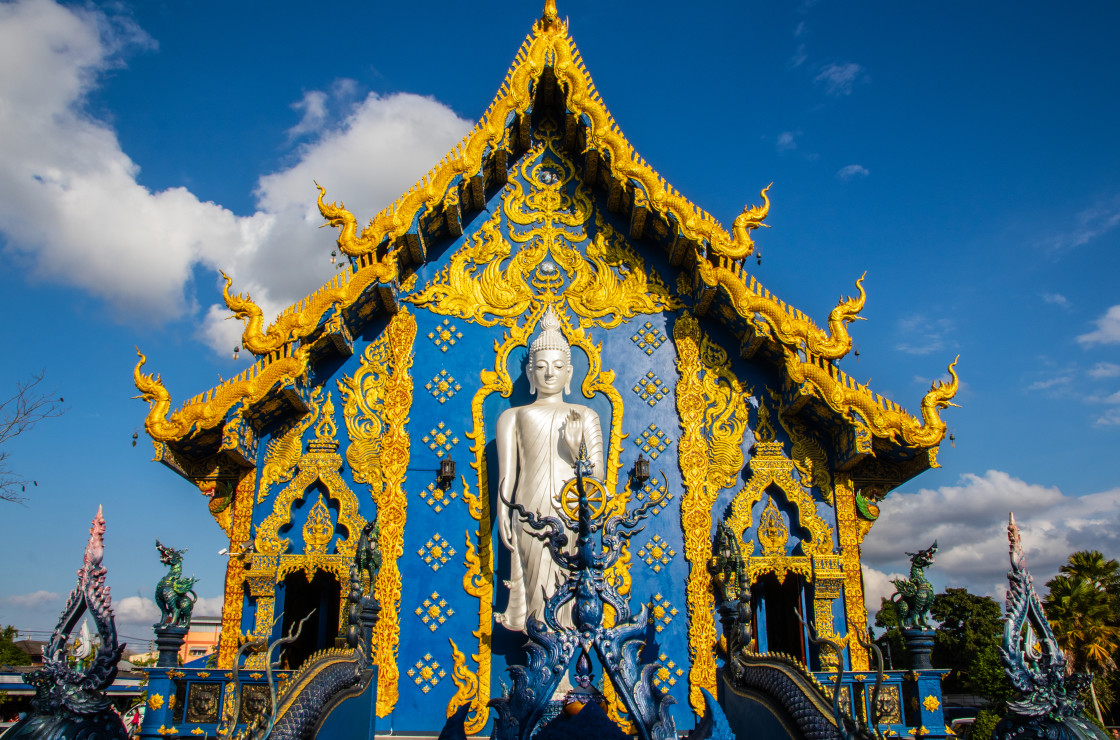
237 132 850 734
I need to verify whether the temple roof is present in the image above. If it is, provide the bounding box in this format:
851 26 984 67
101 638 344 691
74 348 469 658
133 2 958 493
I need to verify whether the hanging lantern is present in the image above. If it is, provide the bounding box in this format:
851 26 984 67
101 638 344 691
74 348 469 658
438 458 456 485
634 453 650 485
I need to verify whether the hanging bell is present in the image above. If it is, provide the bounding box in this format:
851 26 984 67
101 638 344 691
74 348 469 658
330 250 337 265
233 345 240 360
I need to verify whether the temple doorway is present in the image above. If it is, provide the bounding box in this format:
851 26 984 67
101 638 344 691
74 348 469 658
280 570 341 669
752 573 807 664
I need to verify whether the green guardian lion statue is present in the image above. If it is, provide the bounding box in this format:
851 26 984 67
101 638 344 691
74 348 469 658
155 540 198 627
890 541 938 629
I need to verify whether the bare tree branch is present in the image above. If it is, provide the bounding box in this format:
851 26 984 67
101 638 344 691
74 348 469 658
0 371 66 503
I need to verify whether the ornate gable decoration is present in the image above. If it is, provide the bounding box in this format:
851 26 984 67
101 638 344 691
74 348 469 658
134 0 958 480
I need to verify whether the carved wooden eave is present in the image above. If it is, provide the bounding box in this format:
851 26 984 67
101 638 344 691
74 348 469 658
132 3 958 494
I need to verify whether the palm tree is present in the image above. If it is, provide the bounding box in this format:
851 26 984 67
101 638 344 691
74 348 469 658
1060 550 1120 614
1044 573 1120 724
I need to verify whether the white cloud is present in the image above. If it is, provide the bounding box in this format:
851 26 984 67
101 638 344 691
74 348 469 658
1050 194 1120 252
1026 374 1072 391
895 314 954 355
0 0 269 322
200 89 471 353
1089 362 1120 379
1078 305 1120 346
836 164 869 180
776 131 799 152
1 590 59 609
861 565 906 618
288 90 328 140
113 594 224 640
1041 292 1070 309
0 0 471 354
1093 403 1120 426
115 595 160 624
814 62 865 96
286 79 359 141
862 470 1120 603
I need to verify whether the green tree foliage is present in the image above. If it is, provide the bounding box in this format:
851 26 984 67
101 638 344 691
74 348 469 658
1044 550 1120 725
0 626 31 666
876 588 1012 705
970 709 1000 740
930 588 1013 703
873 598 905 670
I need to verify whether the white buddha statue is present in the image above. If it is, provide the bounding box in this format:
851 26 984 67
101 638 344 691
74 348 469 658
494 307 605 632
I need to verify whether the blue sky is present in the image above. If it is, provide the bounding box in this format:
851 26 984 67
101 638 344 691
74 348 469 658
1 0 1118 645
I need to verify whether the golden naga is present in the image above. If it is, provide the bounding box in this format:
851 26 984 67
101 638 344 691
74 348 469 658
219 271 271 352
133 349 175 440
783 352 960 449
717 185 771 260
315 182 398 257
699 256 867 360
133 344 313 442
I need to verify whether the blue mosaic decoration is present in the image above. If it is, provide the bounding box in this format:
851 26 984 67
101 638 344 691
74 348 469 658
629 321 667 355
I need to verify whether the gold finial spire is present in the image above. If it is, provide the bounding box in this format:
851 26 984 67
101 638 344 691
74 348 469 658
308 391 340 452
541 0 558 29
754 399 776 443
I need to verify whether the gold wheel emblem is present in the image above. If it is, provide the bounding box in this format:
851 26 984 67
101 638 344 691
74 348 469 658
559 477 608 521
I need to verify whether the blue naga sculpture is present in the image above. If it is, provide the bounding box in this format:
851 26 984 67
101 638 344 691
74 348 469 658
889 541 938 630
487 451 678 740
995 514 1108 740
6 507 129 740
155 539 198 627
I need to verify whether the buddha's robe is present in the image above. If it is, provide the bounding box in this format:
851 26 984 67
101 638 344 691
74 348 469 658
494 402 604 632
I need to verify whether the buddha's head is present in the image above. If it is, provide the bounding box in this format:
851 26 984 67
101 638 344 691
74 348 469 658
527 307 572 397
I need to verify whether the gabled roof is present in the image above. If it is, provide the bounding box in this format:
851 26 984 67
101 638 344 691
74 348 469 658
134 1 958 490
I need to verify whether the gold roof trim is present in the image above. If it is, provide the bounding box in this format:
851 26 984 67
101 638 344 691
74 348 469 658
701 260 867 361
133 345 310 442
782 352 960 449
225 6 775 356
133 3 958 453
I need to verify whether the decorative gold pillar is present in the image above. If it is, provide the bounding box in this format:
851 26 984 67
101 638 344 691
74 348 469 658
834 474 870 670
217 470 256 668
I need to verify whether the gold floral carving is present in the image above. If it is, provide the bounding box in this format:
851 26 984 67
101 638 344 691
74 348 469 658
770 390 833 501
834 474 871 670
337 309 416 717
217 470 255 668
673 313 752 715
133 347 311 443
812 573 845 672
239 391 366 667
253 392 364 563
337 331 399 500
257 393 320 504
728 400 835 562
407 125 679 331
446 639 481 726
